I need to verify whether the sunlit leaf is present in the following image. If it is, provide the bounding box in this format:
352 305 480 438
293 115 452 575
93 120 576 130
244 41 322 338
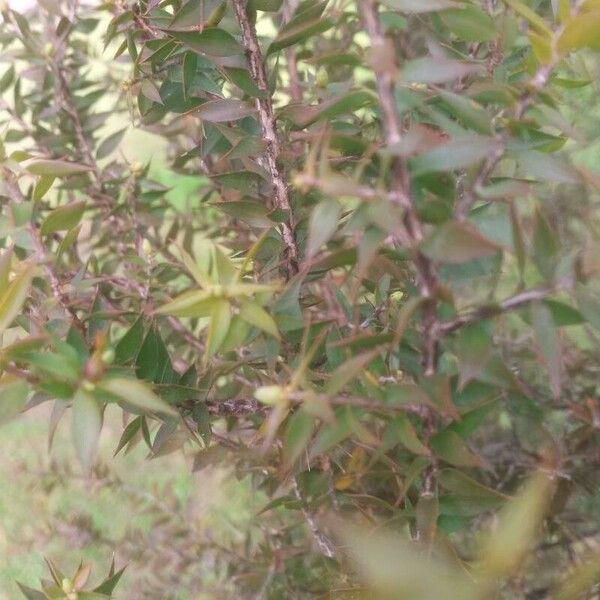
101 378 178 416
0 263 35 336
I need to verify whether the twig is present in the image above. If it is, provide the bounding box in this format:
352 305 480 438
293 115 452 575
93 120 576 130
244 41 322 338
29 223 86 333
359 0 440 375
455 4 580 221
436 280 573 337
231 0 299 277
292 476 336 558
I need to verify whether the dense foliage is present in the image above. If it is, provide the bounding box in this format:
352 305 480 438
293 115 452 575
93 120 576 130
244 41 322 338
2 0 600 597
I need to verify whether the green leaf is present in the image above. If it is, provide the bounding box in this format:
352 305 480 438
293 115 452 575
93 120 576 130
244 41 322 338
224 67 266 98
532 206 560 280
238 301 280 338
437 90 492 134
24 350 80 383
114 416 142 456
249 0 283 9
206 298 231 358
439 468 508 503
410 136 501 175
56 224 82 261
430 429 481 467
40 201 86 235
380 0 459 11
400 57 482 84
283 90 375 126
268 1 332 54
421 221 500 264
558 11 600 52
307 199 342 257
503 0 553 35
101 377 178 416
170 0 225 28
33 175 55 201
542 299 584 327
0 65 15 93
310 406 355 457
25 159 92 176
441 5 496 41
93 566 126 595
168 28 243 56
0 378 28 424
96 128 127 159
16 583 47 600
115 317 144 364
211 170 261 194
0 263 35 336
136 327 177 384
575 286 600 330
183 52 197 99
531 301 562 398
155 289 216 318
192 99 256 122
455 321 493 389
325 350 378 396
390 415 431 456
71 389 103 472
515 149 580 184
284 410 314 467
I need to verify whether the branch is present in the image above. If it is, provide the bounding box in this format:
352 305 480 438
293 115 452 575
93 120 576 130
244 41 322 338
359 0 440 374
292 476 337 558
231 0 299 277
436 281 573 337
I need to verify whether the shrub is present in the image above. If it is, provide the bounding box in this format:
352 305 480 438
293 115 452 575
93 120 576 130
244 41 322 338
2 0 600 597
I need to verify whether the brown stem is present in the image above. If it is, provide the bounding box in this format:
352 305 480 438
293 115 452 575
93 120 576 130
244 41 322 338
231 0 299 277
292 476 337 558
435 279 573 337
359 0 440 375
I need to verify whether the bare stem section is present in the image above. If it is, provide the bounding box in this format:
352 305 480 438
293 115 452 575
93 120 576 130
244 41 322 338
231 0 299 277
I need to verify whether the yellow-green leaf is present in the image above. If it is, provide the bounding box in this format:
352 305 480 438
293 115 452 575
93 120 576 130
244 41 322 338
479 471 554 578
101 377 178 416
503 0 553 35
0 264 35 336
40 201 86 236
205 298 231 358
155 289 215 318
421 221 501 264
557 11 600 53
25 159 93 177
325 350 379 397
238 301 280 338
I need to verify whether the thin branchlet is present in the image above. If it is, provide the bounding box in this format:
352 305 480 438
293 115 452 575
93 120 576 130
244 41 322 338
359 0 440 375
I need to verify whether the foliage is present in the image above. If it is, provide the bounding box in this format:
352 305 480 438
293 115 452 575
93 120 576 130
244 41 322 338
2 0 600 597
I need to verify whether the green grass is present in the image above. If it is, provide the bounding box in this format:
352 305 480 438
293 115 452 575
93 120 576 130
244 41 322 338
0 404 260 599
